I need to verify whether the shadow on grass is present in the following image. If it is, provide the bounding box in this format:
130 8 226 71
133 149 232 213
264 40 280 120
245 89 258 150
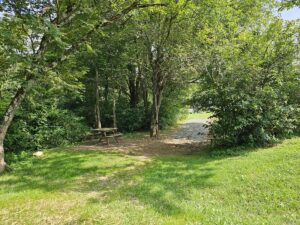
0 150 136 193
0 144 260 216
88 155 217 216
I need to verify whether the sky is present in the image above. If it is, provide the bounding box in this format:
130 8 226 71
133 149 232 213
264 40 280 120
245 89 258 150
280 7 300 20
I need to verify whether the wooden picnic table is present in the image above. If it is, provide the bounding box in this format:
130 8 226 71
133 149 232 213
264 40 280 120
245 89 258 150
91 127 122 145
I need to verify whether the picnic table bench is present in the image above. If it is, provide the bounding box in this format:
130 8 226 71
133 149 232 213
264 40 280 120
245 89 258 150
91 128 122 145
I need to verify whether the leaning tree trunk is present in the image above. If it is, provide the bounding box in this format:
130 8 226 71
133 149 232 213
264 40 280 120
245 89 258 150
0 78 35 173
0 142 5 173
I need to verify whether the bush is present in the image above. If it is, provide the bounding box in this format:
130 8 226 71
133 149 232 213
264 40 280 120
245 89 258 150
193 72 298 147
4 96 88 152
5 151 33 165
116 107 146 132
192 19 299 147
159 98 187 129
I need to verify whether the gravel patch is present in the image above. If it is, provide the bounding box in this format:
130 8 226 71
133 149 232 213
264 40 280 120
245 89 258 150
165 119 211 144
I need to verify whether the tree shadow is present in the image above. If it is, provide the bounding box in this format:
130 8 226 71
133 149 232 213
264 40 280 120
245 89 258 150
0 150 137 193
87 155 217 216
0 143 263 217
83 143 268 216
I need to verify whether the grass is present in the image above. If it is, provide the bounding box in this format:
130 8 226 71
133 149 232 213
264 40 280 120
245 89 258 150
184 112 212 120
0 138 299 224
123 131 149 139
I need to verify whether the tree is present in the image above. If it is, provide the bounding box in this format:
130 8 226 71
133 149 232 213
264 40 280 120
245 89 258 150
191 1 299 146
279 0 300 10
0 0 166 172
132 0 192 137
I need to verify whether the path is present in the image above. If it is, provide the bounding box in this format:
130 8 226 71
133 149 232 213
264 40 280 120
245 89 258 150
75 119 211 156
168 119 210 144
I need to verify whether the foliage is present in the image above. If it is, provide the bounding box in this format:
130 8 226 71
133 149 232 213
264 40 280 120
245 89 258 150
0 0 299 154
279 0 300 10
157 71 194 128
5 108 87 152
159 95 188 129
4 150 32 165
0 0 170 163
116 107 147 132
0 137 299 224
192 10 299 146
4 86 88 152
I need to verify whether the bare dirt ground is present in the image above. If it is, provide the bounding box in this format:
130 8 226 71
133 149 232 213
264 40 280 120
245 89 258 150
75 119 211 156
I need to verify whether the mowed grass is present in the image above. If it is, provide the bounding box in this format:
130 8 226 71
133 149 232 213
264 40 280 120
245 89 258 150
0 138 299 225
185 112 213 120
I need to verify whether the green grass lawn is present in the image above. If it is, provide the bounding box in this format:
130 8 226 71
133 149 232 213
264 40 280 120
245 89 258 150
185 112 213 120
0 138 299 225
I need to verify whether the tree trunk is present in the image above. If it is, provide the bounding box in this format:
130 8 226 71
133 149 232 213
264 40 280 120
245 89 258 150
127 64 141 108
150 64 163 138
104 73 109 104
142 81 148 116
150 102 159 138
0 144 5 173
0 78 35 173
113 99 117 128
150 87 163 138
149 43 165 138
95 68 102 129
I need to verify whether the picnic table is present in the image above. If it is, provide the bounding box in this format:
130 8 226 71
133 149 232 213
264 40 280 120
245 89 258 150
91 128 122 145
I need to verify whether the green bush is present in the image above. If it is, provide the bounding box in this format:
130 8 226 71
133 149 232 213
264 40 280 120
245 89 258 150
4 90 88 152
116 107 147 132
4 151 33 165
192 18 299 147
159 98 187 129
193 69 299 147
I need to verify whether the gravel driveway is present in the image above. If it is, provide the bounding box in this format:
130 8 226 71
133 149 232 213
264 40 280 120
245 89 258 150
165 119 211 144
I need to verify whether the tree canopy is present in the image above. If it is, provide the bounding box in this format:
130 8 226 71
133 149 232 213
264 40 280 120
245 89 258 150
0 0 299 172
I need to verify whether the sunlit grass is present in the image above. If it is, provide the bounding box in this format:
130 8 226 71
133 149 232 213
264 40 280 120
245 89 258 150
186 112 213 120
176 112 213 124
0 138 299 224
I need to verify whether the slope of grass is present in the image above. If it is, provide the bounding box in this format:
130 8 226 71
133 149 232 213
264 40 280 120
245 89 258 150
0 138 299 225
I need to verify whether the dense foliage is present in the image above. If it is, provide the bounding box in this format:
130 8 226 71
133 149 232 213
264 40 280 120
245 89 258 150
4 86 88 151
192 14 299 146
0 0 299 156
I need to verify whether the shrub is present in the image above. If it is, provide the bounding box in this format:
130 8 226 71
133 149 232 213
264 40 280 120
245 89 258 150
4 96 88 152
192 18 299 147
116 107 146 132
193 72 298 147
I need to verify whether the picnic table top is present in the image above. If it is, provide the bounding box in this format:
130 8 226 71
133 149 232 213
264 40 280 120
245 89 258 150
92 127 118 132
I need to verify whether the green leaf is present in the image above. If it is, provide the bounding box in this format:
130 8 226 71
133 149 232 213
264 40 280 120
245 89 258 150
86 43 96 55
